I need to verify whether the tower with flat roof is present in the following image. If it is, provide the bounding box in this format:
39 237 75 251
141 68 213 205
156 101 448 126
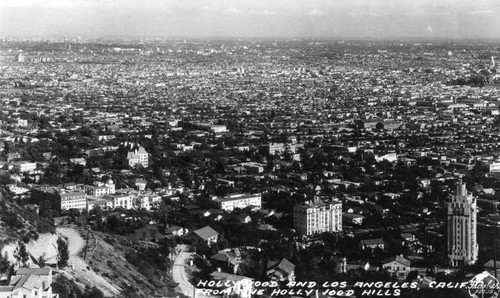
447 182 478 267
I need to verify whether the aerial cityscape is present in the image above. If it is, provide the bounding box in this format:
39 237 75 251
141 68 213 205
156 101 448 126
2 1 500 298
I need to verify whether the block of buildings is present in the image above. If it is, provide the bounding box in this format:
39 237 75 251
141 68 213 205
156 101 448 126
31 186 86 211
212 193 262 212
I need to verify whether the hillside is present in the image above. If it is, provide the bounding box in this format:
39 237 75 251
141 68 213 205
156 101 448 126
0 189 55 246
83 230 179 297
0 189 179 298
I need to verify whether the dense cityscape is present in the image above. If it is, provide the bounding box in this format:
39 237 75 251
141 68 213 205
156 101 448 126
1 37 500 298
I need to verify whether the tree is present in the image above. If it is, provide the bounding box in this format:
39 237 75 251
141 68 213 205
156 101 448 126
37 253 47 268
57 236 70 268
0 252 11 274
16 240 29 267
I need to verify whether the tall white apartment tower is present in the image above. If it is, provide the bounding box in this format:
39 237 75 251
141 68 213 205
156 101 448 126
447 182 478 267
294 199 342 236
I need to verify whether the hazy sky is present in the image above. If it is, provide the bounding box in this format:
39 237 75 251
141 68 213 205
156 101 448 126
1 0 500 39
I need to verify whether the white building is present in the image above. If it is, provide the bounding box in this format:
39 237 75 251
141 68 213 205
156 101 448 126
212 193 262 212
192 122 228 133
105 193 133 210
268 143 285 155
15 162 37 173
126 146 148 168
294 199 342 235
382 255 411 280
1 268 58 298
447 182 478 267
59 190 87 211
84 180 115 197
17 119 28 127
134 193 161 210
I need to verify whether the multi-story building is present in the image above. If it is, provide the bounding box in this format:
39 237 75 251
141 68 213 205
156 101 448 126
104 192 133 210
267 143 285 155
447 182 478 267
84 179 115 197
241 162 265 174
126 146 148 168
266 142 298 156
59 190 87 211
15 53 25 63
191 122 228 133
31 186 86 211
134 193 161 210
14 161 37 173
212 193 262 212
294 199 342 235
17 119 28 127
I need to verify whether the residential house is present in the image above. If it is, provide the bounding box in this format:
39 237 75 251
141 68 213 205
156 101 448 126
0 267 59 298
164 226 188 237
186 226 219 250
346 260 371 271
342 213 364 225
359 238 385 251
382 255 411 280
266 258 295 282
133 224 165 242
124 146 148 168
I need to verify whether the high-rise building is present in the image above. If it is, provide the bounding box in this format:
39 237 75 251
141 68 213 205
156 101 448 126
15 53 25 63
294 199 342 235
447 182 478 267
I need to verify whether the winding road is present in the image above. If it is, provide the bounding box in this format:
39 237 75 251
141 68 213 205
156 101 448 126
173 245 195 297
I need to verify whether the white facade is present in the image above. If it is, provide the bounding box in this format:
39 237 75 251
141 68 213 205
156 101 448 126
126 147 148 167
213 193 262 212
268 143 285 155
106 193 133 209
134 194 161 210
17 162 37 173
294 200 342 235
60 191 87 211
383 258 411 280
447 182 478 267
3 268 58 298
84 180 115 197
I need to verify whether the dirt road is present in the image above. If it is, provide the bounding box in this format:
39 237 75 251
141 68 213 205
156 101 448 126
173 245 195 297
1 226 121 297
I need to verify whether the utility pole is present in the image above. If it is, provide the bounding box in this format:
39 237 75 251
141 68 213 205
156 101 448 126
83 226 90 261
495 226 498 279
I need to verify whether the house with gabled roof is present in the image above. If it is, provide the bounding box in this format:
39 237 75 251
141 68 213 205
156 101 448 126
359 238 385 251
266 258 295 282
0 267 59 298
185 226 219 250
382 255 411 280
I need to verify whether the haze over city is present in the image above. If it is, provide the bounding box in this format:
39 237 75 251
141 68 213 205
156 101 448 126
2 0 500 39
